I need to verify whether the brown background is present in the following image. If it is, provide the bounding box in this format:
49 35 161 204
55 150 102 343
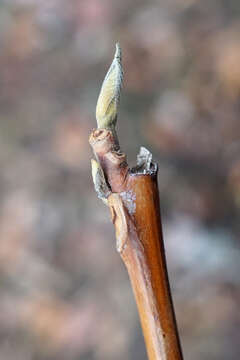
0 0 240 359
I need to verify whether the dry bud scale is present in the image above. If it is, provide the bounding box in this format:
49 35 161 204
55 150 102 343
91 159 110 204
89 44 183 360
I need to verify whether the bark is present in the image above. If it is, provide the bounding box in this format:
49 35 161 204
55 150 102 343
89 128 183 360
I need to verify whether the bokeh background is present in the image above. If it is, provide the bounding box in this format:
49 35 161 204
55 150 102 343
0 0 240 359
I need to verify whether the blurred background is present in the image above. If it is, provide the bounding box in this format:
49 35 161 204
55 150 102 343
0 0 240 359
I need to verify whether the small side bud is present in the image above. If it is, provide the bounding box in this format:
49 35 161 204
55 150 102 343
96 43 123 130
91 159 111 204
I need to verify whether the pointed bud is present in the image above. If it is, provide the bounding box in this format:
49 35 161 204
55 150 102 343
96 43 123 130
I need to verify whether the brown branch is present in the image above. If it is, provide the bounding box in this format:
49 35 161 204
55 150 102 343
89 129 128 192
90 128 183 360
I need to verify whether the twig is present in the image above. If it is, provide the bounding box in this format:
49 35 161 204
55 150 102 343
89 44 183 360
